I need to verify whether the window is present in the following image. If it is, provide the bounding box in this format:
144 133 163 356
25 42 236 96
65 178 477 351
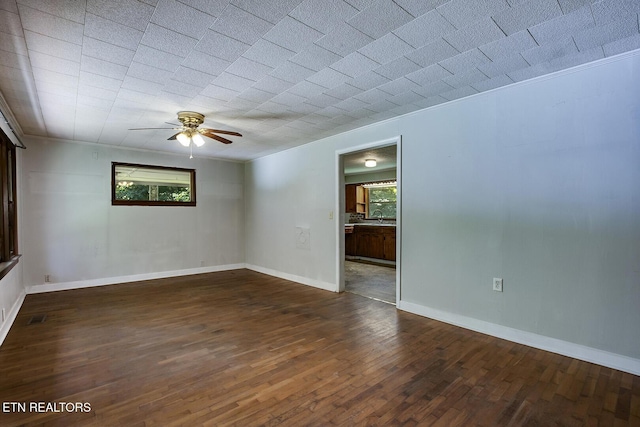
112 162 196 206
366 183 397 219
0 128 18 264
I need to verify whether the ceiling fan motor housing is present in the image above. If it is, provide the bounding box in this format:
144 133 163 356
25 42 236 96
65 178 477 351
177 111 205 128
129 111 239 146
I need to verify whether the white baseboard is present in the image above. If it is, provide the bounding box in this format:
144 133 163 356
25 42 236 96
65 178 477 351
397 300 640 376
27 264 247 294
17 265 639 376
0 288 26 346
246 264 338 293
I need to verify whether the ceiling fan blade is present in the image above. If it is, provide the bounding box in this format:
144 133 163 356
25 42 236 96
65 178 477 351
203 132 233 144
201 127 242 137
167 132 181 140
129 127 176 130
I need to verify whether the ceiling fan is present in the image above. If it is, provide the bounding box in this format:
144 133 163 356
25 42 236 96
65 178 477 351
129 111 242 150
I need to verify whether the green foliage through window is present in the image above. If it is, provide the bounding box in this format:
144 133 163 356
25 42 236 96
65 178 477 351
368 186 396 218
115 183 149 201
158 186 191 202
115 183 191 202
112 162 196 206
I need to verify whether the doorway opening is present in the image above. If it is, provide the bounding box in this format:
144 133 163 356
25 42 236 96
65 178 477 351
344 259 396 304
336 137 401 305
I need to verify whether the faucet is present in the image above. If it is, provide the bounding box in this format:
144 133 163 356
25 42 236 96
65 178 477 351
371 209 384 223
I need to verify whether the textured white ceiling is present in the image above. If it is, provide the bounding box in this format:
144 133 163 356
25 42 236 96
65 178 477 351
0 0 638 160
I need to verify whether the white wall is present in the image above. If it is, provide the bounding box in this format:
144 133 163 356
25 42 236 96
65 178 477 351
0 263 25 343
245 51 640 367
244 141 339 289
399 55 640 361
22 138 245 289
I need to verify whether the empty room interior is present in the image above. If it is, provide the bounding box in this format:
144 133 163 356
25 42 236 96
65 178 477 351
0 0 639 425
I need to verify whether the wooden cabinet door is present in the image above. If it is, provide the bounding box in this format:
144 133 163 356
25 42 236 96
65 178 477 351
346 184 366 214
383 233 396 261
355 185 366 213
345 233 356 256
356 227 384 259
345 184 357 213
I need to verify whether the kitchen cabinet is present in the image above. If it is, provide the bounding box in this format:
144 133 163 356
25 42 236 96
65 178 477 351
356 226 385 259
345 226 356 256
345 184 366 214
347 225 396 261
383 232 396 261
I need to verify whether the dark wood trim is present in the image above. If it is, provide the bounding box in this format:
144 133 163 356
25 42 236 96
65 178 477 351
0 129 17 261
8 145 17 256
0 254 20 281
111 200 197 207
111 162 196 206
0 139 7 260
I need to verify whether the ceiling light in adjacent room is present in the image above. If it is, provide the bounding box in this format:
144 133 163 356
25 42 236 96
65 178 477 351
364 159 377 167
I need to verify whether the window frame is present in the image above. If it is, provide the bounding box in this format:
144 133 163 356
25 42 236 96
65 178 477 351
366 184 397 220
0 127 19 278
111 162 197 207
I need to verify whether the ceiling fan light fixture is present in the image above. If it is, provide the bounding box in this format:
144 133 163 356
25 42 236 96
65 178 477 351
176 132 190 147
365 159 377 168
129 111 241 155
192 132 205 147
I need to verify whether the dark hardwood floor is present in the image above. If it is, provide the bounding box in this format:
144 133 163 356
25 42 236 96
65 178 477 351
0 269 638 426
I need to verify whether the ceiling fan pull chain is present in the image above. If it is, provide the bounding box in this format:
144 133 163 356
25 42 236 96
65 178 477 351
189 142 193 159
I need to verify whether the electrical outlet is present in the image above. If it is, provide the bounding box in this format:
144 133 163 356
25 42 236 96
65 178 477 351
493 278 503 292
45 274 50 283
329 211 334 220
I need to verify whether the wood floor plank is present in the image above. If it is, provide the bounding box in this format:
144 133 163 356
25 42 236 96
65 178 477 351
0 269 638 426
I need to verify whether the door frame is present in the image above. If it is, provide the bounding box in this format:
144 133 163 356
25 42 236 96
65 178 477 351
335 136 402 304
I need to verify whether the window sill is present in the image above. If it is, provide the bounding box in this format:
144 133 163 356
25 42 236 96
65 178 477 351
0 254 21 281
